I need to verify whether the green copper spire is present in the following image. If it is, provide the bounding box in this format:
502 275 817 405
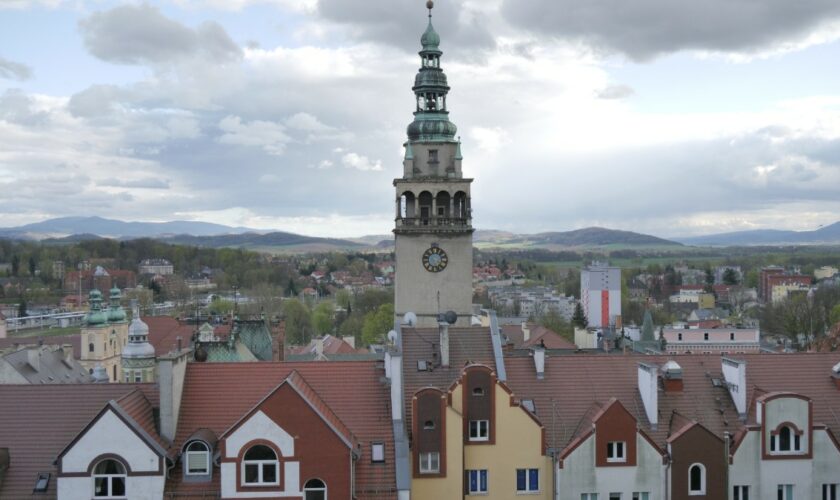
407 0 457 143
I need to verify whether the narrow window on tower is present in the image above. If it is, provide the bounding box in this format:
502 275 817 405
429 150 438 164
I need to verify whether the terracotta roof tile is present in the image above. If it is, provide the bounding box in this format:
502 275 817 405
0 383 158 499
144 316 194 356
504 353 840 454
171 361 395 499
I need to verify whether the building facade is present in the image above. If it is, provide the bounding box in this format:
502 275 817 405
581 262 622 328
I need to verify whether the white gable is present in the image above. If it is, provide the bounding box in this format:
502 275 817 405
225 410 295 459
61 408 160 473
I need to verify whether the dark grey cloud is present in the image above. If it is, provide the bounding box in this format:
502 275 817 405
79 4 242 66
0 56 32 81
500 0 840 60
596 84 635 99
316 0 496 58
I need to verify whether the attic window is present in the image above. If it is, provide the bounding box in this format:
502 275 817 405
417 360 428 371
371 442 385 463
33 472 50 492
521 399 536 413
472 387 485 397
423 420 435 430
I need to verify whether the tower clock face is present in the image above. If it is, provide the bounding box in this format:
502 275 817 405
422 246 448 272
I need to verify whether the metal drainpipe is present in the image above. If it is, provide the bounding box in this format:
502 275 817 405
664 454 671 500
724 431 731 500
551 450 558 500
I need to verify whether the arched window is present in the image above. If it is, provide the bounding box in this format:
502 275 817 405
92 459 126 498
779 425 791 451
688 463 706 495
771 423 802 453
184 441 210 476
242 445 279 486
89 343 95 353
418 191 433 224
304 478 327 500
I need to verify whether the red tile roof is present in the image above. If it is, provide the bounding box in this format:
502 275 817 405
402 326 496 429
289 334 361 356
172 361 395 499
0 383 158 499
143 316 195 356
504 353 840 454
502 323 577 350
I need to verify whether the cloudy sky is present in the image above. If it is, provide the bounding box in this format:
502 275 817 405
2 0 840 238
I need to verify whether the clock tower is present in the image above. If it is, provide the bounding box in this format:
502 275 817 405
394 1 473 327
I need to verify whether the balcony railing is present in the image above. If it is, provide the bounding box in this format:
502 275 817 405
395 217 472 229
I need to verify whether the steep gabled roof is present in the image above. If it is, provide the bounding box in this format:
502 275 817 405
0 383 158 498
172 361 395 498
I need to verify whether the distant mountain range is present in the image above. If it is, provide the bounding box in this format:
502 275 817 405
7 216 838 251
675 222 840 246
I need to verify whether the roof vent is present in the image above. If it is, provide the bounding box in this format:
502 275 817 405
832 361 840 390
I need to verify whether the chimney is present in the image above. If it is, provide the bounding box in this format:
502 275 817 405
660 360 683 392
176 336 182 352
522 322 531 342
438 322 450 368
26 347 40 371
315 336 325 358
722 357 747 419
533 346 545 380
157 348 191 441
342 335 356 349
832 362 840 390
638 363 658 429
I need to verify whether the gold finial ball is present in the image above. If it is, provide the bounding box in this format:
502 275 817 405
426 0 434 10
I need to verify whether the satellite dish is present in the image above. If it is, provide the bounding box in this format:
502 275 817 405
444 310 458 325
403 312 417 327
387 330 398 344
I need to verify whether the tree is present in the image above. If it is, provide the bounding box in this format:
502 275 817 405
722 268 740 285
282 299 313 345
18 294 27 318
571 302 588 329
335 289 352 310
28 256 37 276
539 309 574 342
11 254 19 276
285 278 298 297
830 304 840 329
361 303 395 346
208 298 235 316
312 301 335 336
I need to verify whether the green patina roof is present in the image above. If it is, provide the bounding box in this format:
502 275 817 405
199 319 274 362
407 7 457 143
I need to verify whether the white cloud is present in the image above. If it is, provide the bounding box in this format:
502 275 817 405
341 152 382 171
217 115 290 155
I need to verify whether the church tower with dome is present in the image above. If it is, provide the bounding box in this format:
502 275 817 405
79 288 129 382
393 1 474 327
122 300 156 383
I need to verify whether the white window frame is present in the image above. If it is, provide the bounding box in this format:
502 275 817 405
606 441 626 463
516 468 539 493
184 441 210 476
778 484 794 500
734 485 750 500
467 469 488 494
581 494 599 500
824 484 839 500
418 451 439 474
771 425 802 454
469 420 490 442
303 478 327 499
92 459 127 499
371 443 385 463
688 463 706 495
633 493 650 500
133 370 142 383
241 445 280 486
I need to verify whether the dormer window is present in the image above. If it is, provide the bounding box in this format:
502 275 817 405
688 463 706 495
185 441 210 476
607 441 626 463
423 420 435 430
92 459 126 498
242 445 279 486
770 423 803 454
472 387 485 397
469 420 489 441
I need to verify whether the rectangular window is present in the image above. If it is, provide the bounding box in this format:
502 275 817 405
469 420 490 441
610 494 622 500
467 469 488 494
581 495 599 500
419 452 439 474
678 333 683 341
428 150 439 163
778 484 793 500
704 332 710 341
825 484 839 500
633 493 649 500
133 370 142 383
186 450 209 475
734 485 750 500
371 443 385 463
607 441 626 462
730 332 736 341
516 468 539 492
